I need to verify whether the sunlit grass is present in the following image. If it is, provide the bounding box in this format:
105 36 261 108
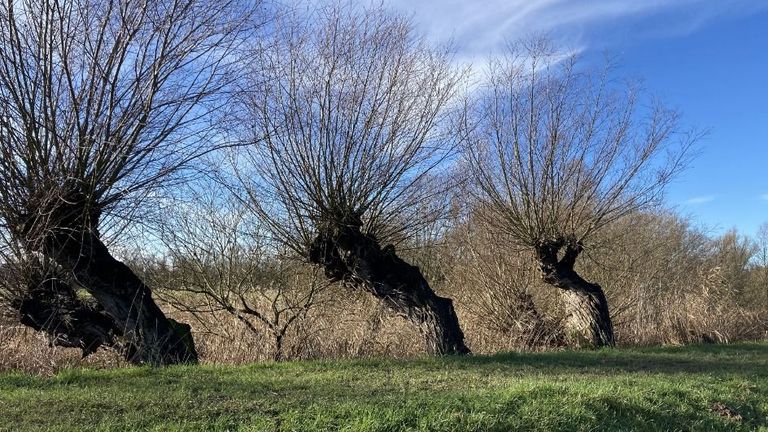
1 342 766 431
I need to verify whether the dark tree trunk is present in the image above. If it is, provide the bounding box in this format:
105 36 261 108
535 239 614 348
42 228 197 365
13 276 131 358
309 220 469 355
17 195 197 365
273 333 284 362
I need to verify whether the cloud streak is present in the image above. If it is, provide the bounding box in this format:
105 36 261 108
684 196 715 205
377 0 768 58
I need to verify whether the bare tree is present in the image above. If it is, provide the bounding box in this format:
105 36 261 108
0 0 255 364
462 39 697 347
148 188 328 361
234 3 470 355
753 223 768 307
711 229 756 303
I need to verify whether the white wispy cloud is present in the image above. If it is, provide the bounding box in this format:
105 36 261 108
684 196 715 205
376 0 768 58
760 194 768 201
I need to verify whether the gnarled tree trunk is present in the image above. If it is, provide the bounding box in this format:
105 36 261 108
13 275 132 358
43 229 197 365
19 197 197 365
309 221 469 355
535 239 614 348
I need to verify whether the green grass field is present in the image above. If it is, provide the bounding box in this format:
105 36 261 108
0 343 766 431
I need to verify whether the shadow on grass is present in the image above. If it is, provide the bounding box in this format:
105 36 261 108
439 341 768 377
2 342 765 389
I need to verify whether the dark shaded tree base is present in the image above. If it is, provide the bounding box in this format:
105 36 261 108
309 219 469 355
12 274 130 358
13 276 196 365
45 230 198 365
16 195 198 365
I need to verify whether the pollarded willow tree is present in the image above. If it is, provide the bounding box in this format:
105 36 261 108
235 3 470 355
0 0 255 364
463 40 697 347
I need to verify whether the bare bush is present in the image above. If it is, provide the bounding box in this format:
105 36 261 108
146 188 329 361
581 212 767 345
448 220 565 351
751 223 768 308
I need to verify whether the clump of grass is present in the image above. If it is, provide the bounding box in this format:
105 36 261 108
0 342 766 431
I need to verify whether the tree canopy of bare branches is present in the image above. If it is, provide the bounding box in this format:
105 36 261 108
463 39 698 347
235 2 469 355
0 0 256 364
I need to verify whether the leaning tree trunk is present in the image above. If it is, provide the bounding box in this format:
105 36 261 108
535 239 614 348
309 220 469 355
41 228 197 365
18 196 197 365
12 273 132 358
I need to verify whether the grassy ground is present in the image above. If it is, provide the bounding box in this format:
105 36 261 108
0 343 766 431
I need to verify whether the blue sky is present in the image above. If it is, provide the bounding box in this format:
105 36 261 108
379 0 768 237
617 8 768 238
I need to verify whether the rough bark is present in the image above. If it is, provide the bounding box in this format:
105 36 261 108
44 229 197 364
12 275 133 358
309 218 470 355
535 239 615 348
19 196 197 365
